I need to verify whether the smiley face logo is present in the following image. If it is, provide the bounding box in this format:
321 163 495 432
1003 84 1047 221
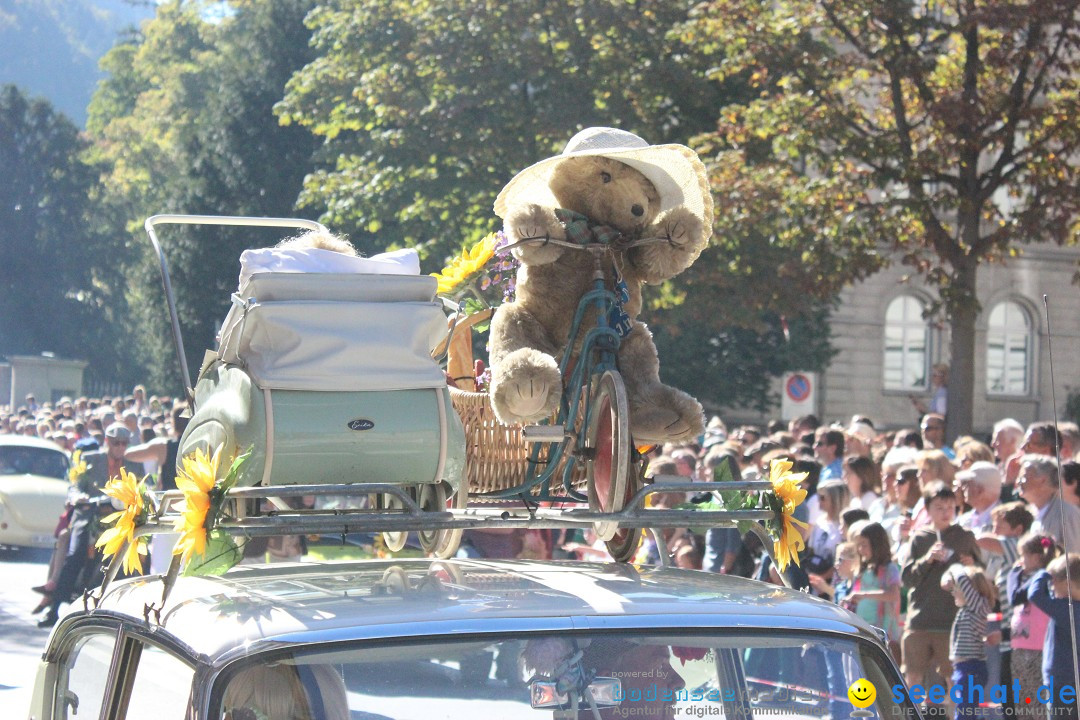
848 678 876 708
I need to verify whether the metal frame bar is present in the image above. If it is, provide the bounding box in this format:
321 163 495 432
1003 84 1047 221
143 214 328 393
137 480 777 537
87 478 795 615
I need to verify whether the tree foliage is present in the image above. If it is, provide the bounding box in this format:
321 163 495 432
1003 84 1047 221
276 0 730 259
0 85 131 382
685 0 1080 433
272 0 838 407
87 0 321 392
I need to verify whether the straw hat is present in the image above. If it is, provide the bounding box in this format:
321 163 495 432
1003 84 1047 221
493 127 713 226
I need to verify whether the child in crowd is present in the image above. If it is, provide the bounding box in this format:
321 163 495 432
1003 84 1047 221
977 502 1035 695
1025 553 1080 720
901 481 981 693
810 541 859 607
841 508 870 540
1008 533 1058 720
847 522 902 662
805 479 850 588
941 565 997 720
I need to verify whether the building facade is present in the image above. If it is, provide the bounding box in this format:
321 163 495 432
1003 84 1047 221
725 245 1080 436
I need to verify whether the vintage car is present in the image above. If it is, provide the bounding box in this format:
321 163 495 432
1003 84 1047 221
28 557 911 720
0 435 69 550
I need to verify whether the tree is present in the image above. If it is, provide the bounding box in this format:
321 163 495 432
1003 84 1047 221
685 0 1080 436
0 85 131 382
87 0 321 391
276 0 730 260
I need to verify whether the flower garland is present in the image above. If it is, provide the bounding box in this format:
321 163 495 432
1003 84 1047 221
764 459 810 572
96 468 152 575
431 231 517 314
68 449 87 485
171 444 251 576
710 457 808 573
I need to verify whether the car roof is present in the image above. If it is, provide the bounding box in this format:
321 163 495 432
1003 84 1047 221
80 558 879 665
0 435 67 452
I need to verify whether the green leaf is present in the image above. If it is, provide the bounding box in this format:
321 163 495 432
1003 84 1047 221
220 446 254 493
183 529 242 577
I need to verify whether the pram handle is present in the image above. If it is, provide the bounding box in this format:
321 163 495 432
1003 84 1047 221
144 214 329 399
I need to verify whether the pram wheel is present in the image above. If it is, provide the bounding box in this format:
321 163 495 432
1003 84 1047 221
416 483 447 554
585 370 630 541
378 491 409 553
432 484 467 559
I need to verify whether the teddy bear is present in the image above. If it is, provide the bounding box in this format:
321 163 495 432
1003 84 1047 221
488 127 711 444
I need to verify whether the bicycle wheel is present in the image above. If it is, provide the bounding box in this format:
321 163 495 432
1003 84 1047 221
585 370 631 541
603 456 646 562
433 482 467 559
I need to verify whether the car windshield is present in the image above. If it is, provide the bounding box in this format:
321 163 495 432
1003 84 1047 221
215 632 907 720
0 445 68 479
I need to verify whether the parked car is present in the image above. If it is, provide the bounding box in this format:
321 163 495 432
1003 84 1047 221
29 557 910 720
0 435 69 549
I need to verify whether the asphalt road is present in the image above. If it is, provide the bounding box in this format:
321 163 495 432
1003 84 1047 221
0 547 58 717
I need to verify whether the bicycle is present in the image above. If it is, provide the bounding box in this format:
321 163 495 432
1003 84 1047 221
457 234 672 561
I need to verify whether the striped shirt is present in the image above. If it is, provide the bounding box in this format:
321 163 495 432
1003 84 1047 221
951 571 990 662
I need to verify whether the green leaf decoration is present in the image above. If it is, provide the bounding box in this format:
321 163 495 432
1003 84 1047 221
220 446 254 493
183 529 242 577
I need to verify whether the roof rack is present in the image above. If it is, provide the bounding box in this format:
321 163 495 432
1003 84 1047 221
87 478 802 622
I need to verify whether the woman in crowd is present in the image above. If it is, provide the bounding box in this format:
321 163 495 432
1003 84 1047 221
843 455 881 511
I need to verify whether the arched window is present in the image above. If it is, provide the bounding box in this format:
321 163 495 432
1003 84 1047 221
986 300 1031 395
884 295 930 390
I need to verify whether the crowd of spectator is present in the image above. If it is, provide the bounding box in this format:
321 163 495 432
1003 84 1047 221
595 412 1080 719
4 390 1080 717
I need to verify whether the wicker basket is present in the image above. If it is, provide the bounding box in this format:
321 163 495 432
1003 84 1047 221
442 309 586 497
449 386 587 498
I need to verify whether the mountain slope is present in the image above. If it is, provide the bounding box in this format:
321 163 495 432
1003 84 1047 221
0 0 153 126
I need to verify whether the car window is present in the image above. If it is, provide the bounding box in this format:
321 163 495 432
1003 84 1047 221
124 642 194 720
0 445 69 479
59 631 119 720
213 632 908 720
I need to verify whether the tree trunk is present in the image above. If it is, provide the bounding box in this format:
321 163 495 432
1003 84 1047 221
946 259 979 441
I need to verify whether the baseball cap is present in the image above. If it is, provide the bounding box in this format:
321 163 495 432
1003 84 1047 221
104 422 132 442
955 461 1002 495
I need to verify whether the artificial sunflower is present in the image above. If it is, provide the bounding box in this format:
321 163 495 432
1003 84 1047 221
96 467 149 575
172 445 223 564
431 234 497 295
767 459 810 572
68 449 87 485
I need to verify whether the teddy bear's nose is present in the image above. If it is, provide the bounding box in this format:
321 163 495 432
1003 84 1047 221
631 204 644 217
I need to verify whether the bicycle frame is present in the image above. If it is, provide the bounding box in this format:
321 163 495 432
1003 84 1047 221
477 246 624 503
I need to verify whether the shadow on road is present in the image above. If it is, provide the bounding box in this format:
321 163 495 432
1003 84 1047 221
0 547 52 564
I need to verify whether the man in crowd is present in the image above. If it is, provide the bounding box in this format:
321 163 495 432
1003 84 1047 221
1021 421 1062 458
956 462 1002 533
920 413 954 460
814 427 845 482
37 423 143 628
1017 455 1080 552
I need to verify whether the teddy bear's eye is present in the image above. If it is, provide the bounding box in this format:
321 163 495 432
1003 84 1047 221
600 171 612 184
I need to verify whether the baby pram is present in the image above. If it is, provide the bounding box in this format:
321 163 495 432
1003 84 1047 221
147 215 465 551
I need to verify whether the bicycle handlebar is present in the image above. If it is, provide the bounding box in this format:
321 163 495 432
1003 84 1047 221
501 235 671 253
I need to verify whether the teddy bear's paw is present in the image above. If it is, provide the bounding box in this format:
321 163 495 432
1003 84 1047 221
508 204 562 242
490 350 562 424
629 389 705 444
658 208 704 250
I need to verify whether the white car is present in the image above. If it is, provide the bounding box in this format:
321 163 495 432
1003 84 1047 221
0 435 70 549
